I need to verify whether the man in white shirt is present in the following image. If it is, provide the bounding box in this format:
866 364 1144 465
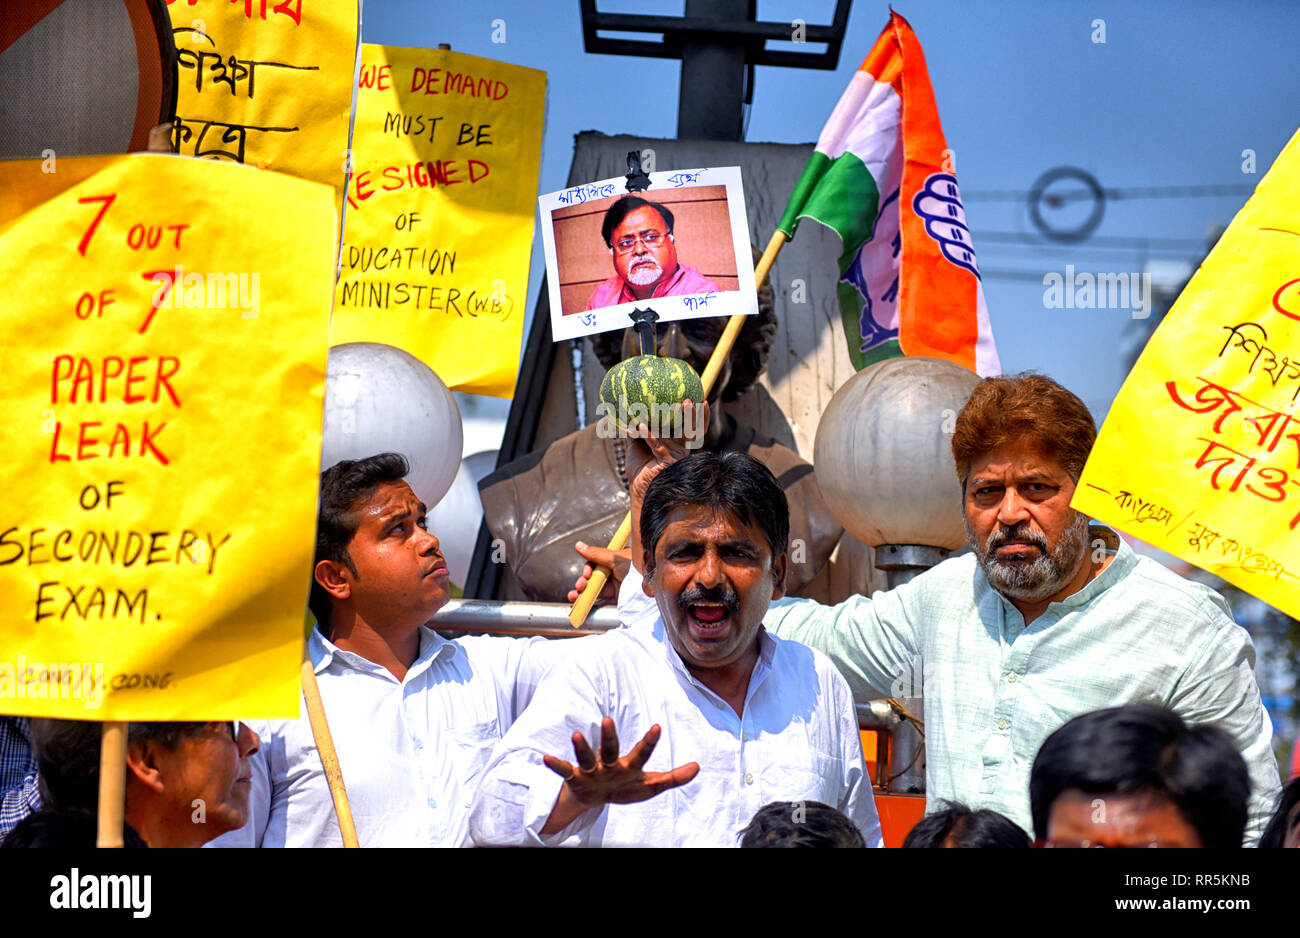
212 452 556 847
469 450 881 847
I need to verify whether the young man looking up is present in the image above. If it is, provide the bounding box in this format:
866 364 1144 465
212 453 557 847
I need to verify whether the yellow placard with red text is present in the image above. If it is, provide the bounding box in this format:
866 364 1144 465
0 154 336 720
1075 128 1300 617
332 44 546 397
166 0 359 220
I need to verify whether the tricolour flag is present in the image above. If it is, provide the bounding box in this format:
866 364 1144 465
777 10 1000 376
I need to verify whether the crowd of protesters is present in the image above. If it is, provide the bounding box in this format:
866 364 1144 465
3 373 1296 847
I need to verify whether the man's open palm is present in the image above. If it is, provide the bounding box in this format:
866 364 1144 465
544 717 699 807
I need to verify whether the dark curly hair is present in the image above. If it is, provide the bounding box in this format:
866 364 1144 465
588 244 777 402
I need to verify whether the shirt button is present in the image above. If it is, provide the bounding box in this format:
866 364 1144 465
427 797 437 809
997 718 1008 730
414 739 424 750
744 773 754 785
1007 673 1018 683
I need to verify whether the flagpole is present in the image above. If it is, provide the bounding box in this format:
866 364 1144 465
568 229 790 627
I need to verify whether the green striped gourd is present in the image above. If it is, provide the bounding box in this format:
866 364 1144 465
598 355 704 435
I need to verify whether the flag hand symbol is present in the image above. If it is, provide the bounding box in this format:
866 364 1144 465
913 172 982 281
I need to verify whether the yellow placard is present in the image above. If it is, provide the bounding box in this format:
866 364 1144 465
0 154 336 720
166 0 358 218
1075 128 1300 616
331 44 546 397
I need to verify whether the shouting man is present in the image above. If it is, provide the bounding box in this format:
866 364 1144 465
470 450 880 847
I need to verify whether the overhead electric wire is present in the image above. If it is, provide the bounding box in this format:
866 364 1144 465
962 183 1255 203
973 230 1212 250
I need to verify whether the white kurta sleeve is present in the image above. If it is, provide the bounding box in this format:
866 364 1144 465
469 651 610 846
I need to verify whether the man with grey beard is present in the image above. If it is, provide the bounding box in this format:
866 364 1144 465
614 373 1281 844
582 196 722 310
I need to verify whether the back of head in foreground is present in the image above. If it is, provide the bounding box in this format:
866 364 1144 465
1029 704 1249 848
739 800 864 848
1258 776 1300 848
902 802 1030 848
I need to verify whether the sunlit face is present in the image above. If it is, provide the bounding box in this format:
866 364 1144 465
333 481 451 627
644 505 785 674
964 442 1089 603
1044 789 1204 848
611 205 678 298
155 722 261 844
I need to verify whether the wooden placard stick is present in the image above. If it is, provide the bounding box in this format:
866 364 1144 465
568 229 790 627
96 721 127 848
301 650 360 847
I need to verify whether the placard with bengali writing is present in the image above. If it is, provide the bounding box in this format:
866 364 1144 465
1075 128 1300 617
0 154 336 721
165 0 358 219
331 44 546 397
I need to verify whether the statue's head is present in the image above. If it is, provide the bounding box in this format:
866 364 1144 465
589 246 777 404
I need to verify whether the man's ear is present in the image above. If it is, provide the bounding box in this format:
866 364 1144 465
125 742 165 795
641 549 655 597
771 551 788 601
314 559 352 602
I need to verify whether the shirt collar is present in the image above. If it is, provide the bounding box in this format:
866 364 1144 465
308 624 460 681
1056 524 1135 608
644 613 776 699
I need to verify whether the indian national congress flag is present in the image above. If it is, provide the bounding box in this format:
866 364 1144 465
777 11 1001 377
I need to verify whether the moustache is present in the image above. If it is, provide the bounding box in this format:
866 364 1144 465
677 585 740 613
986 524 1048 553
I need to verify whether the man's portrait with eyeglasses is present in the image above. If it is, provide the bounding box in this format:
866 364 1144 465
541 171 756 341
582 195 724 311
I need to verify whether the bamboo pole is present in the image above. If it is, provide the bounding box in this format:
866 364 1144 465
568 229 790 627
301 652 360 847
96 721 127 848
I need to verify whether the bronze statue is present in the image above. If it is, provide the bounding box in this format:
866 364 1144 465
479 279 843 603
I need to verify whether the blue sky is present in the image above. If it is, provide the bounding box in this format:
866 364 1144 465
363 0 1300 426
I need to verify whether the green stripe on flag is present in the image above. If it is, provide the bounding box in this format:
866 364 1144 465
777 151 880 256
777 152 832 236
836 281 902 372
